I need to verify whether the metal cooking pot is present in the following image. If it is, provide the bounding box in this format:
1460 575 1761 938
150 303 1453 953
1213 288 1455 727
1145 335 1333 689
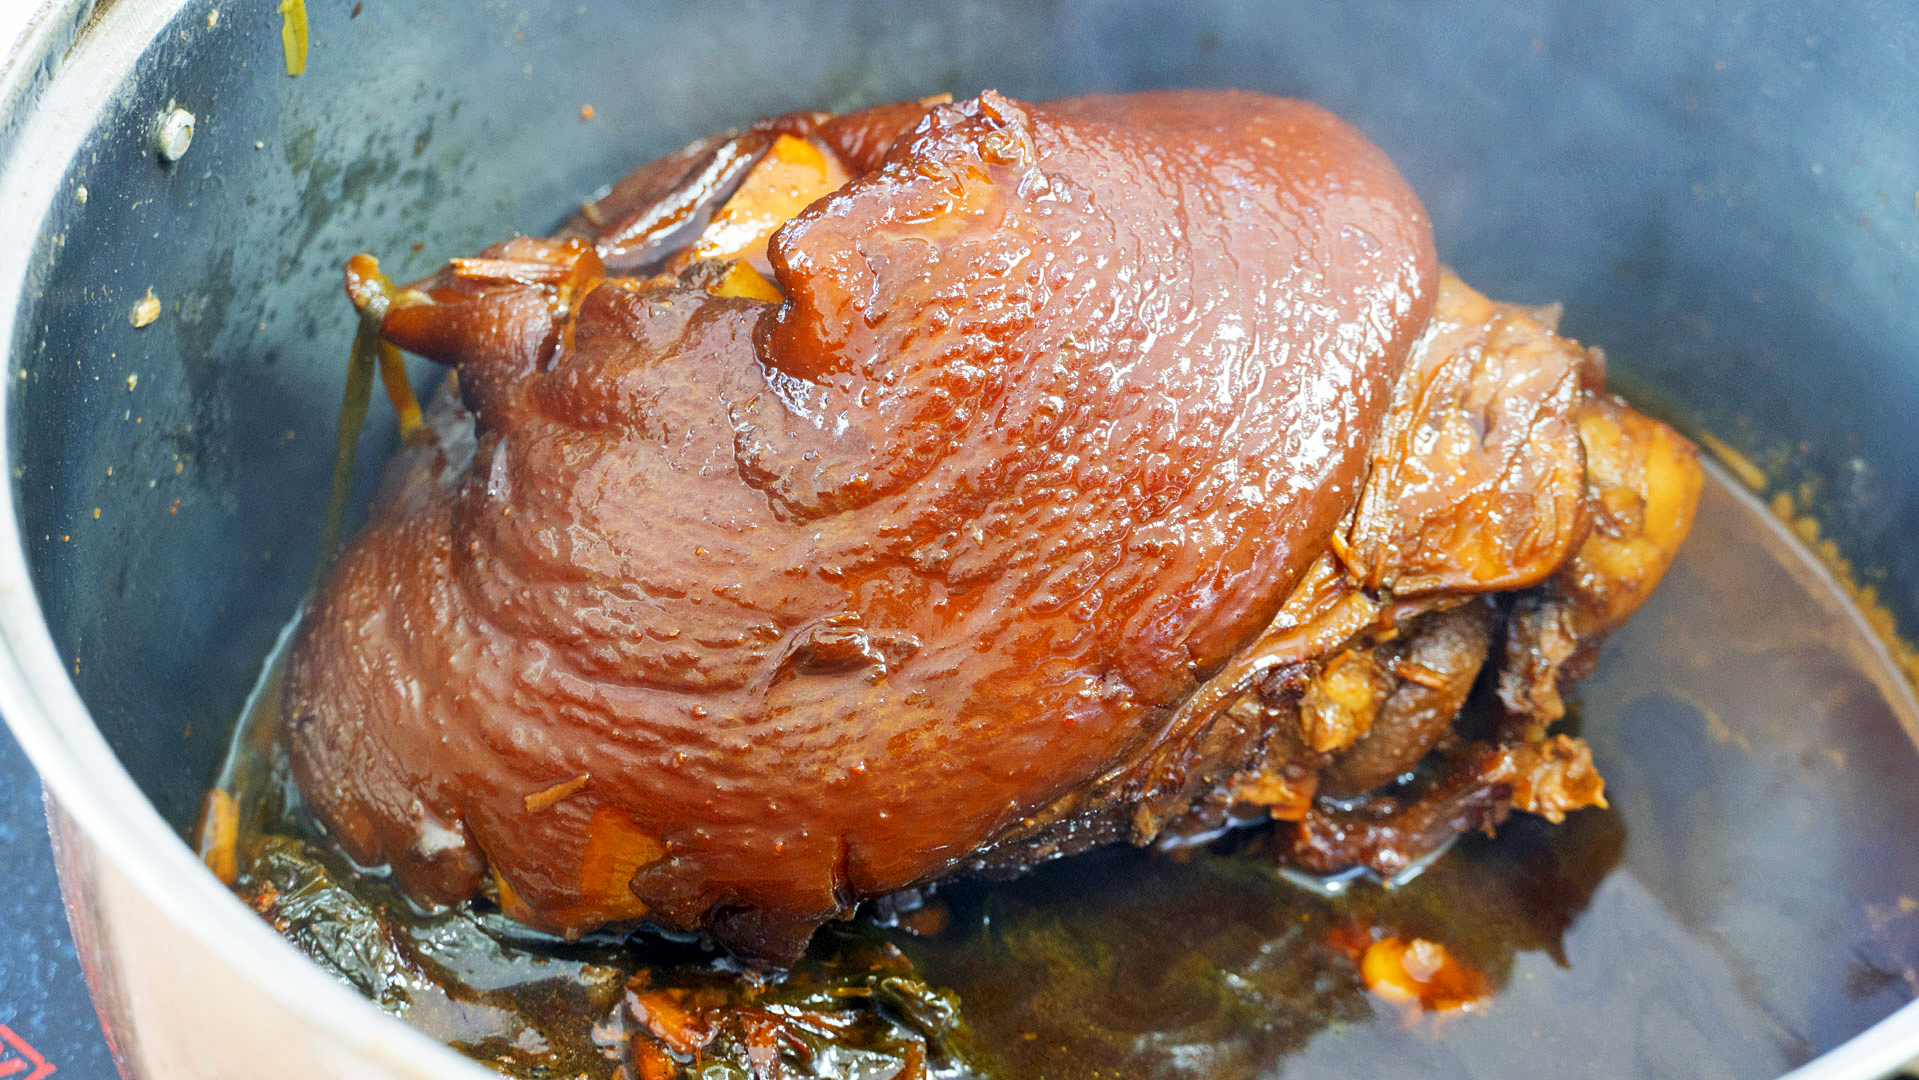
2 0 1916 1076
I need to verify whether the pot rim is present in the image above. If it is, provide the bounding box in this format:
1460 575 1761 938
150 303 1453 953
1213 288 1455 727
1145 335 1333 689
0 3 1913 1079
0 1 496 1076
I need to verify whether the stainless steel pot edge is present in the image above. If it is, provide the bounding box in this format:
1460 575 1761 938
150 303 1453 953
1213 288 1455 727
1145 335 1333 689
0 2 1913 1078
1785 1003 1919 1080
0 1 495 1076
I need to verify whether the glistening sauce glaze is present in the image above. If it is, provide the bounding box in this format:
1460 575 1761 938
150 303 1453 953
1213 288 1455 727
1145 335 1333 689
214 467 1919 1079
285 91 1437 961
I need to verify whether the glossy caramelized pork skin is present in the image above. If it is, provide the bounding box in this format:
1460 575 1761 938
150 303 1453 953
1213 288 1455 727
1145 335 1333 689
969 271 1700 878
285 90 1696 964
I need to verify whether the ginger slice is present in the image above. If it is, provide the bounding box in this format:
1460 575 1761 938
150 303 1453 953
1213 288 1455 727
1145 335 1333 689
194 788 240 885
1360 935 1489 1013
709 260 784 302
691 133 848 273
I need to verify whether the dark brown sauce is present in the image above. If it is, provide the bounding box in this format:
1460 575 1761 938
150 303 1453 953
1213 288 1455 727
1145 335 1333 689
215 464 1919 1078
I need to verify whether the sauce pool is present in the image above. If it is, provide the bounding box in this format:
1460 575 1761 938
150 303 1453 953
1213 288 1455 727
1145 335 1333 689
206 463 1919 1078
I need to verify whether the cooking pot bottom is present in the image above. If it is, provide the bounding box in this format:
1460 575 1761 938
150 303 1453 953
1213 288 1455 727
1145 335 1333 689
217 465 1919 1078
898 467 1919 1078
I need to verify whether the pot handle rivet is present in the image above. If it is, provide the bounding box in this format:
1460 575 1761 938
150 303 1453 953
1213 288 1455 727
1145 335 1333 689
155 107 195 162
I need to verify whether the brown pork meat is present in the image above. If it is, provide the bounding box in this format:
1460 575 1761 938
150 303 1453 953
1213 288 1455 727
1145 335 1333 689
284 90 1701 964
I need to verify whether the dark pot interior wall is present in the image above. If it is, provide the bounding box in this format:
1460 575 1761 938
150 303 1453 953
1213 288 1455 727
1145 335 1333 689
9 0 1919 831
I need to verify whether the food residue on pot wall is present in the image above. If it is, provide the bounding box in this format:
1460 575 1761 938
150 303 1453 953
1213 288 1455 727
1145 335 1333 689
1694 429 1919 693
279 0 308 77
130 288 160 328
